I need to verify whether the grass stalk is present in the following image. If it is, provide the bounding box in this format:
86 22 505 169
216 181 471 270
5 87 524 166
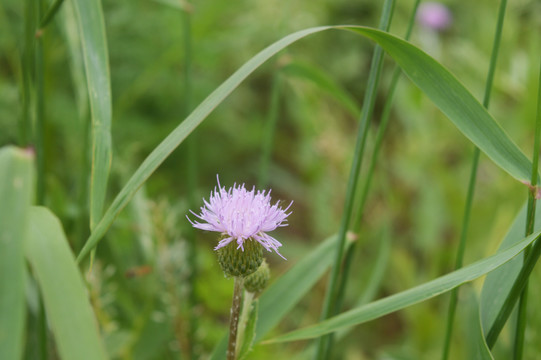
34 1 49 358
441 0 507 358
181 4 199 358
258 73 281 188
328 1 419 355
512 58 541 360
39 0 65 29
486 59 541 350
20 0 35 147
314 1 395 358
35 2 46 205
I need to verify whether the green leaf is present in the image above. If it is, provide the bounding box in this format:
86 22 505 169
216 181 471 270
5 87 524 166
71 0 112 229
0 146 34 360
25 207 108 360
210 234 350 360
265 230 541 343
343 27 533 183
238 299 259 360
462 290 493 360
78 26 532 261
479 201 541 333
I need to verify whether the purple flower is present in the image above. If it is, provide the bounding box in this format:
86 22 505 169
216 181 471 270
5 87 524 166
416 2 453 31
187 176 292 259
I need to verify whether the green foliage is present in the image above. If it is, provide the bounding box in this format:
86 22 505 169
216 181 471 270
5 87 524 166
26 207 108 360
0 147 34 360
1 0 540 358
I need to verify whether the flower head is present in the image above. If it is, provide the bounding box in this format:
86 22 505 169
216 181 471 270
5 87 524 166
187 176 292 259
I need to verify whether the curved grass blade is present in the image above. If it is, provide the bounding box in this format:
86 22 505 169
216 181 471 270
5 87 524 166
343 27 533 183
0 146 34 360
264 230 541 343
78 26 533 261
26 207 108 360
71 0 112 230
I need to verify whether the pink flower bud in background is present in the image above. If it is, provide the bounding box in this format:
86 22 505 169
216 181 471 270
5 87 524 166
416 2 453 31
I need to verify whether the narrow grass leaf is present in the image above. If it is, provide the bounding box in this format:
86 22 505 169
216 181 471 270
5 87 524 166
344 27 533 183
265 230 541 343
238 300 259 360
0 146 34 360
26 207 108 360
78 26 532 261
71 0 112 229
463 290 493 360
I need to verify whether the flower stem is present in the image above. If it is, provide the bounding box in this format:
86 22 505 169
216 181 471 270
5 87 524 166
227 277 244 360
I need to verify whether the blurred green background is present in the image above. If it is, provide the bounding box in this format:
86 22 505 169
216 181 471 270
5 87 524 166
1 0 541 358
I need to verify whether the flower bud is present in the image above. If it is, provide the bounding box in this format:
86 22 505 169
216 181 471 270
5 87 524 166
244 259 270 294
217 238 263 277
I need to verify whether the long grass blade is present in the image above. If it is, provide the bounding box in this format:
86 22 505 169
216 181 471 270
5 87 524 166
26 207 108 360
0 146 34 360
265 230 541 344
77 26 534 261
71 0 112 231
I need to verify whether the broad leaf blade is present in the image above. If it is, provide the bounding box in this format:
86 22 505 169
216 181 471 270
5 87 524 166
26 207 108 360
0 146 34 360
266 230 541 343
71 0 112 228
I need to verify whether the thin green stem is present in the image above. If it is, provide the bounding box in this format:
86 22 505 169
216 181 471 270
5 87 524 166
314 1 395 359
486 232 541 348
181 4 198 359
513 58 541 360
328 0 420 356
441 1 506 358
486 59 541 350
258 73 281 189
34 1 48 358
227 277 244 360
354 0 420 229
35 10 45 205
39 0 65 29
20 0 36 147
441 147 479 360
